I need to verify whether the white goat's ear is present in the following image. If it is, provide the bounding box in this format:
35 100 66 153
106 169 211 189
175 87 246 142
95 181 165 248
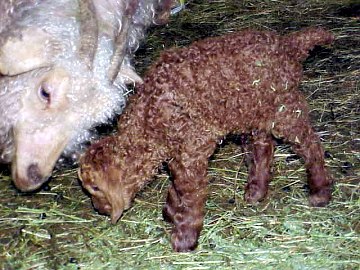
119 66 143 84
0 28 51 75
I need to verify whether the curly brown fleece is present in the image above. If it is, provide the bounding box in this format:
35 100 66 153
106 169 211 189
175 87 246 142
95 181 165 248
79 27 334 252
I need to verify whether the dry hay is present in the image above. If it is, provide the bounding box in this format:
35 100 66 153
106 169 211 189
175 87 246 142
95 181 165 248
0 1 359 269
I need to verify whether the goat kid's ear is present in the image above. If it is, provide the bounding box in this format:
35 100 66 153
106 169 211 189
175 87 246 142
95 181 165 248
105 177 126 224
109 190 125 224
111 206 123 224
0 28 52 75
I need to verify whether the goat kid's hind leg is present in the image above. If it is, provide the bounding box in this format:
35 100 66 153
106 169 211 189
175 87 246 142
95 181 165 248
244 132 275 204
292 129 332 206
163 142 216 252
273 93 332 207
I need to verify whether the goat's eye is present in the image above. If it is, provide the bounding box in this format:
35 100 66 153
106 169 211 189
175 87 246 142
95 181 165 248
91 185 99 192
38 85 51 103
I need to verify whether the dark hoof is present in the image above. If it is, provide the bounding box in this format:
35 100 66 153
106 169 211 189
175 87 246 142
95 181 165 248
244 184 267 204
171 227 199 252
309 188 331 207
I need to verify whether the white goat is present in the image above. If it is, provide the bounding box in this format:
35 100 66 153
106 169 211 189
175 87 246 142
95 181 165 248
0 0 175 191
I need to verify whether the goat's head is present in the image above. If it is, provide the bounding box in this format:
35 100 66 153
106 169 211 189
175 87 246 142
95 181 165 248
0 1 141 191
78 136 133 224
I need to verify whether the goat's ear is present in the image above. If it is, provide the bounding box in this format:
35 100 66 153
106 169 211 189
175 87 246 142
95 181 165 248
0 28 51 75
104 168 126 224
108 187 125 224
119 66 143 85
110 204 124 224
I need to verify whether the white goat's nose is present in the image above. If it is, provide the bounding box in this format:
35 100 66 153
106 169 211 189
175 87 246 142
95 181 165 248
27 163 42 185
13 163 48 192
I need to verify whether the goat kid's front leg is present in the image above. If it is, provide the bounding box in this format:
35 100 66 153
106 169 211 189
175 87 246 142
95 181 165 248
244 132 275 204
163 153 210 252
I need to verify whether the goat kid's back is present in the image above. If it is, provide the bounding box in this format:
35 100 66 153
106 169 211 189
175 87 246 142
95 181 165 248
138 27 333 133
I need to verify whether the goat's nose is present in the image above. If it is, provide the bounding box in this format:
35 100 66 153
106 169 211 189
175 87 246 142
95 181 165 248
27 163 42 185
13 163 47 192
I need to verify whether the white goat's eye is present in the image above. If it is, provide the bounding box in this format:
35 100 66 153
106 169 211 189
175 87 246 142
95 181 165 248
39 85 51 103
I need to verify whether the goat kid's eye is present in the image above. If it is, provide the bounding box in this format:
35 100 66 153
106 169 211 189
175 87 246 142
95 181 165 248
91 185 100 192
38 84 51 104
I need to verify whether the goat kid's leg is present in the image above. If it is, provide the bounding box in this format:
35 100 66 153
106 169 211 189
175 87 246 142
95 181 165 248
292 130 332 206
244 132 275 204
163 137 216 252
162 182 180 224
273 93 332 206
164 156 209 252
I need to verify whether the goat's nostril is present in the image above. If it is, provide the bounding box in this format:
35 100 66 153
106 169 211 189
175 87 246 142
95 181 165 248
27 164 42 184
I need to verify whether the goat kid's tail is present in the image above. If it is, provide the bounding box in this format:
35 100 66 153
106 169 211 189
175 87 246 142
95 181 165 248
283 27 334 61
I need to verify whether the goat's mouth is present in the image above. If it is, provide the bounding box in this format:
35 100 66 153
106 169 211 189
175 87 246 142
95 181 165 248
91 191 125 224
92 195 112 215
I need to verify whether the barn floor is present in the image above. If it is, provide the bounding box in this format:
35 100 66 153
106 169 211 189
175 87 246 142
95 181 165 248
0 1 359 269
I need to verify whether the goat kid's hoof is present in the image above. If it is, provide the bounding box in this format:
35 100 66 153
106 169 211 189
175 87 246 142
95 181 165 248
309 188 331 207
171 228 199 252
244 183 267 204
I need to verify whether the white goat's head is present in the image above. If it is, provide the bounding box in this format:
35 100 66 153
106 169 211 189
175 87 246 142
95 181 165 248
0 0 143 191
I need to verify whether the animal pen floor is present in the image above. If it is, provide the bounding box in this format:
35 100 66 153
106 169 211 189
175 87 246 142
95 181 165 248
0 0 359 269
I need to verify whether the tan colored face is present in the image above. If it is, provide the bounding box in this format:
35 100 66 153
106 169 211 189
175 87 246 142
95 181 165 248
78 154 128 224
80 171 113 217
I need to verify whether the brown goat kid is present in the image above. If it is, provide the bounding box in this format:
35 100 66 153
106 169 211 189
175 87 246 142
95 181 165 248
79 27 334 252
